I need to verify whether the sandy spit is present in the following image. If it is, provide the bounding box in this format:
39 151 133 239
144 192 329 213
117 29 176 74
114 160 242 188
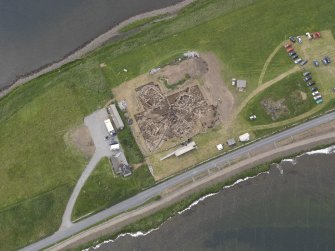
0 0 195 99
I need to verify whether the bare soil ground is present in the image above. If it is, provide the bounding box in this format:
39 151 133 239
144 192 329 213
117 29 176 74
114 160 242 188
68 125 95 158
113 53 234 155
261 98 289 121
200 53 235 124
157 57 208 85
135 83 216 151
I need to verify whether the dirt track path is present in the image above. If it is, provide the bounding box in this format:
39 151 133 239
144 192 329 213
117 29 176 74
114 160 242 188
258 43 284 86
233 66 300 119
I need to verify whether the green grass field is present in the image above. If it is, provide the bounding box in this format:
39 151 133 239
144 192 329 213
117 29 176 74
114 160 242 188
243 72 316 125
117 107 145 164
1 0 335 249
72 158 155 221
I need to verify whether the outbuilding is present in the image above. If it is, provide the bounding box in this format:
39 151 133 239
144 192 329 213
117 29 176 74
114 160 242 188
108 104 124 130
227 138 236 146
239 133 250 142
236 80 247 91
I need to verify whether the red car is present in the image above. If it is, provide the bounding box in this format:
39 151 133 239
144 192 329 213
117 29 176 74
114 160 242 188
284 43 292 49
286 47 294 52
313 32 321 38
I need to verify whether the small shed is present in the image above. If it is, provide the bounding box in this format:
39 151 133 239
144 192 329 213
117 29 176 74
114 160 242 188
236 80 247 91
227 138 236 146
239 133 250 142
216 144 223 151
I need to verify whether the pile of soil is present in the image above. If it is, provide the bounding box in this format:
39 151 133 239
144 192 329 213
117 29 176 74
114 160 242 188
261 98 289 121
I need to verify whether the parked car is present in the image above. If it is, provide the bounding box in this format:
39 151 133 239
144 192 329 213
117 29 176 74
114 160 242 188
310 87 318 92
313 32 321 38
306 32 312 40
316 99 323 104
303 76 312 82
288 51 296 56
313 60 319 67
312 91 320 96
289 36 296 43
284 43 292 48
307 81 315 87
322 59 329 65
249 115 257 120
291 55 299 60
296 58 302 64
325 56 331 64
313 95 322 100
287 47 294 52
303 71 311 77
300 60 308 66
297 36 302 43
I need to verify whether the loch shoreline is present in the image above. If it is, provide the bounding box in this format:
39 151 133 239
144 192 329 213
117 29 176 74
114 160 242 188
0 0 195 99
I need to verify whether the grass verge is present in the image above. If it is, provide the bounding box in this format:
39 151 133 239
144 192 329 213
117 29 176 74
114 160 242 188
72 158 155 221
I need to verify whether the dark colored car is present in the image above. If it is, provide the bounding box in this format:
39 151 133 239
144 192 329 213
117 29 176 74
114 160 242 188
291 55 298 60
300 60 308 66
288 51 296 56
303 71 311 77
310 87 318 92
313 60 319 67
322 59 329 65
325 56 331 64
304 76 312 82
307 81 316 87
289 36 296 43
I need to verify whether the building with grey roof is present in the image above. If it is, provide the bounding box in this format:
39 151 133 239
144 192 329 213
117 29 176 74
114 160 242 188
108 104 124 130
110 152 131 177
236 80 247 90
227 138 236 146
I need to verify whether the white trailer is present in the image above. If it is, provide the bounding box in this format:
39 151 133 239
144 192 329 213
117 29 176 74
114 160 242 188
104 119 115 135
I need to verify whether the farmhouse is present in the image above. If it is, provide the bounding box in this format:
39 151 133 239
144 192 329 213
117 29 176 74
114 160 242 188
111 152 132 177
108 104 124 130
236 80 247 91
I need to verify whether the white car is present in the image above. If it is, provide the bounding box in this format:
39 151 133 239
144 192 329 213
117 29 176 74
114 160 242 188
306 32 312 40
313 95 322 100
249 115 257 120
312 91 319 96
297 36 302 43
294 58 302 64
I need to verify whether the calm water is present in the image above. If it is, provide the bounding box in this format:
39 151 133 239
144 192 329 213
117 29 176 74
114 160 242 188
0 0 182 89
93 149 335 251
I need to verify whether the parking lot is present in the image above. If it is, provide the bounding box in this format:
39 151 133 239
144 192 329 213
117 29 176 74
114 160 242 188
84 108 113 157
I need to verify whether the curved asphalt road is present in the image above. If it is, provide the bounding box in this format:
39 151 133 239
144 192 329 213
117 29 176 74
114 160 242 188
22 111 335 251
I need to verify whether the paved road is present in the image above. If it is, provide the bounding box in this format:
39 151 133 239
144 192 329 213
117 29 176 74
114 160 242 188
22 111 335 251
61 109 111 228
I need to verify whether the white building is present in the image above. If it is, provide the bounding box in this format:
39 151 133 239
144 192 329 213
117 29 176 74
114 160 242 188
239 133 250 142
